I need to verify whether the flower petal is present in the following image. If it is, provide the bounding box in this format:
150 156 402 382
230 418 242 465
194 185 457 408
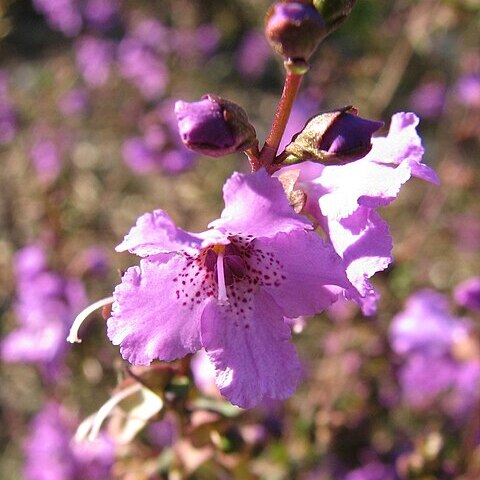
369 112 439 185
107 256 213 365
292 113 438 220
210 170 311 238
116 210 226 257
254 231 353 318
201 290 302 408
326 208 393 315
315 159 413 219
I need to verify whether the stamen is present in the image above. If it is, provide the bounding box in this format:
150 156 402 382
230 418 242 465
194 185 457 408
216 249 229 305
67 296 115 344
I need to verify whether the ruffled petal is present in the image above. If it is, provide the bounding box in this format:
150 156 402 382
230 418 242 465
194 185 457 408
315 159 413 219
116 210 226 257
107 256 213 365
326 208 393 315
368 112 439 185
201 290 302 408
290 113 438 220
210 170 311 238
253 231 353 318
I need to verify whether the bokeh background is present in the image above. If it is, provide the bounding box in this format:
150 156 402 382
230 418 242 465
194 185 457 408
0 0 479 478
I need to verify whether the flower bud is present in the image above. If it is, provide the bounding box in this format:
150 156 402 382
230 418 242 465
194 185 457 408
313 0 357 35
175 94 257 158
265 1 327 63
282 106 384 165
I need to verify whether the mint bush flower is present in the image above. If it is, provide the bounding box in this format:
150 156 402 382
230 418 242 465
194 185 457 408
1 245 87 378
24 402 114 480
108 170 353 408
390 290 480 418
279 112 439 314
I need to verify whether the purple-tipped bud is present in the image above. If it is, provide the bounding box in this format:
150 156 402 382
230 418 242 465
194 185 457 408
313 0 357 35
175 94 257 158
265 2 327 63
282 106 384 165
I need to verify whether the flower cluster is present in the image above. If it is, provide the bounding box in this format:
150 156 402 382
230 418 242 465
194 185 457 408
86 0 442 409
390 289 480 418
106 108 437 407
1 245 86 378
23 402 114 480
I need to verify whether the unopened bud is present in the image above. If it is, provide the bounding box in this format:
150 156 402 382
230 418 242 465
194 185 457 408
175 94 257 158
313 0 357 35
282 106 383 165
265 2 327 63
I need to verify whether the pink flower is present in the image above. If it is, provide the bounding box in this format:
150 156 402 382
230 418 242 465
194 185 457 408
279 112 439 314
108 170 352 407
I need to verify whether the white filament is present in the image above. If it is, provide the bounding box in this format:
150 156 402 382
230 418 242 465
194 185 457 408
76 383 142 442
216 251 229 305
67 296 114 344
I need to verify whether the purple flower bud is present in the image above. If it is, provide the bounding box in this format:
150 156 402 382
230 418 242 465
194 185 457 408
313 0 357 35
265 2 327 63
175 94 257 158
283 106 384 165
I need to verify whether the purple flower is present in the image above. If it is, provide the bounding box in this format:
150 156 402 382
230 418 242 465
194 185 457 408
279 112 439 314
390 290 468 356
58 88 90 116
454 277 480 312
344 462 397 480
23 402 76 480
75 36 114 87
1 245 87 376
32 0 82 36
14 244 47 278
171 25 221 60
455 74 480 108
235 30 273 80
122 133 194 175
108 170 352 408
451 213 480 252
0 71 17 144
117 36 168 100
148 414 178 449
29 138 63 183
122 105 195 175
409 80 447 119
72 246 110 277
23 402 114 480
129 18 169 54
390 290 480 418
82 0 119 31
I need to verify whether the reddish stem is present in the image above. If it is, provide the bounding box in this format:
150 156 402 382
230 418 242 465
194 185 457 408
258 70 303 169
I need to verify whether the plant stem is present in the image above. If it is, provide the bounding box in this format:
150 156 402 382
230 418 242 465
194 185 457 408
258 69 303 169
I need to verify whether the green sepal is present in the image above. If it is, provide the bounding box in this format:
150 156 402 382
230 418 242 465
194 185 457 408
282 105 358 165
